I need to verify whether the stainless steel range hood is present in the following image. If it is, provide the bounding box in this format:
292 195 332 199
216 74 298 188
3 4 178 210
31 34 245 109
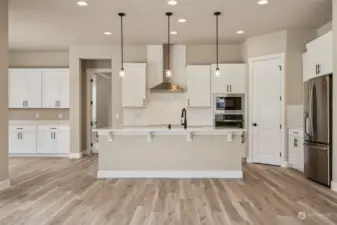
149 44 185 93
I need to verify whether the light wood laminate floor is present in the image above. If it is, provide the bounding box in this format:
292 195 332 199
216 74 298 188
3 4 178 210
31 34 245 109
0 155 337 225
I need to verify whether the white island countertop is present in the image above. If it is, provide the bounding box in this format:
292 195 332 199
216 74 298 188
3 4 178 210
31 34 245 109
94 126 246 142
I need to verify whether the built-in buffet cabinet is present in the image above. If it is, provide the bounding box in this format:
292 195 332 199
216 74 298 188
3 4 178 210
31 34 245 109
9 124 70 156
304 31 332 81
211 64 246 94
9 68 70 108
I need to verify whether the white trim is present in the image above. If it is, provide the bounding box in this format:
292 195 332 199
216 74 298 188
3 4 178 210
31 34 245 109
0 179 10 191
281 161 291 168
69 152 83 159
248 53 285 166
86 68 113 73
9 153 69 158
331 180 337 192
97 170 243 179
246 157 253 163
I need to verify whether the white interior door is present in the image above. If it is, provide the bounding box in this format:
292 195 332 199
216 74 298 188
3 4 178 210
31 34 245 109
251 57 283 166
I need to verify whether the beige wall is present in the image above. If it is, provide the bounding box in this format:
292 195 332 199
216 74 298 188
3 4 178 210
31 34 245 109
0 0 9 184
9 51 69 68
242 30 288 60
332 0 337 187
9 109 69 120
317 21 332 37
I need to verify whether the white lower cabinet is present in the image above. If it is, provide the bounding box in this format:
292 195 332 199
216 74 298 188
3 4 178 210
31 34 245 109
37 126 70 154
9 124 70 156
9 126 37 154
288 129 304 172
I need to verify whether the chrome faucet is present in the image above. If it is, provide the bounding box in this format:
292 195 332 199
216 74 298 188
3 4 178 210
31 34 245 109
181 108 187 129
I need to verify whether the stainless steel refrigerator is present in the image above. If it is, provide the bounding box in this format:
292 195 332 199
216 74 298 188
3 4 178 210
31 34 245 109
304 74 332 187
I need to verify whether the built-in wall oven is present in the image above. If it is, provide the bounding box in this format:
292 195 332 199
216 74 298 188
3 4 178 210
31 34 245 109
214 114 244 129
214 94 244 114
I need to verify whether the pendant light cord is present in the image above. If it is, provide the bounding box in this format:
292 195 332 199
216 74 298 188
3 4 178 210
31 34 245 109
118 13 125 70
214 12 221 69
121 15 124 70
216 14 218 69
167 12 172 70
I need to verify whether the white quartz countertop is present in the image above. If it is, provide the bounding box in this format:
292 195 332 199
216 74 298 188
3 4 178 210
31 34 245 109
94 126 246 134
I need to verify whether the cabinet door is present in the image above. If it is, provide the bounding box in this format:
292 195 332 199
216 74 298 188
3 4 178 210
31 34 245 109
56 129 70 154
9 126 37 154
42 70 69 108
318 31 332 76
211 64 228 93
122 63 147 107
37 128 57 153
9 70 42 108
225 64 246 94
187 65 211 107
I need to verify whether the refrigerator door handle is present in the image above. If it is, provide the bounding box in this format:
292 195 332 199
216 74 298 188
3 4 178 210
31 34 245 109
304 143 329 151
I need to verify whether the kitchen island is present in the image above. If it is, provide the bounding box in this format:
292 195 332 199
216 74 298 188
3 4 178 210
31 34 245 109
94 126 246 179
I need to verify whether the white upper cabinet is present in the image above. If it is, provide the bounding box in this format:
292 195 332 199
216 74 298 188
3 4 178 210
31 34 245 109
122 63 147 108
186 65 211 108
42 69 70 108
306 31 332 79
9 69 42 108
211 64 246 94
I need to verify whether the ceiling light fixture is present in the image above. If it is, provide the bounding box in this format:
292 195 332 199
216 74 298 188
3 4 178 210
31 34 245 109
104 32 112 35
178 18 187 23
77 1 88 6
257 0 268 5
214 12 221 77
170 31 178 35
168 0 178 6
118 13 126 78
166 12 173 78
236 30 244 34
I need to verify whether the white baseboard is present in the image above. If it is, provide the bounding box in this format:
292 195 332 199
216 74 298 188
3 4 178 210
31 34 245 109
69 152 83 159
97 170 243 179
9 153 69 158
331 180 337 192
282 161 291 168
0 179 10 191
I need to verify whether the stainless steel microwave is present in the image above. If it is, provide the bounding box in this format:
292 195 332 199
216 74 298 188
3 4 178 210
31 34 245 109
214 94 244 113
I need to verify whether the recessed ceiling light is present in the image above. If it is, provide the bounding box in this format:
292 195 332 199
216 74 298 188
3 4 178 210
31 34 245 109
237 30 244 34
178 18 187 23
104 32 112 35
170 31 178 35
168 0 178 6
77 1 88 6
257 0 268 5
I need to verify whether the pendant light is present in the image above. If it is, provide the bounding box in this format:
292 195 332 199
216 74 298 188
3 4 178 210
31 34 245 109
118 13 126 78
166 12 173 78
214 12 221 77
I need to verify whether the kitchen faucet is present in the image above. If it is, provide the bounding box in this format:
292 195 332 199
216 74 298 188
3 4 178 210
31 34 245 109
181 108 187 129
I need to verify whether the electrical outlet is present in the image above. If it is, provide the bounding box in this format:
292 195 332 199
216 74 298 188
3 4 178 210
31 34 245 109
116 113 120 119
35 113 40 118
58 113 63 119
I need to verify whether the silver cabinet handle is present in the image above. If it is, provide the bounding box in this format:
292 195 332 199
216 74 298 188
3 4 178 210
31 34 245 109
20 132 23 139
226 85 229 92
17 132 20 139
55 101 58 107
143 98 146 106
188 99 190 106
230 85 232 92
54 132 56 139
25 101 28 107
22 100 25 107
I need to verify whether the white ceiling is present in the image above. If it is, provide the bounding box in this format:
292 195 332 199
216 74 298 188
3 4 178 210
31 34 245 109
9 0 332 51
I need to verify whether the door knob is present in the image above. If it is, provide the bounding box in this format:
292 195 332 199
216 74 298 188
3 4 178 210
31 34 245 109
252 123 258 127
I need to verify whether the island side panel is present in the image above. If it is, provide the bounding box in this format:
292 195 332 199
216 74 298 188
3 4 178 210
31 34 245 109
98 134 245 175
